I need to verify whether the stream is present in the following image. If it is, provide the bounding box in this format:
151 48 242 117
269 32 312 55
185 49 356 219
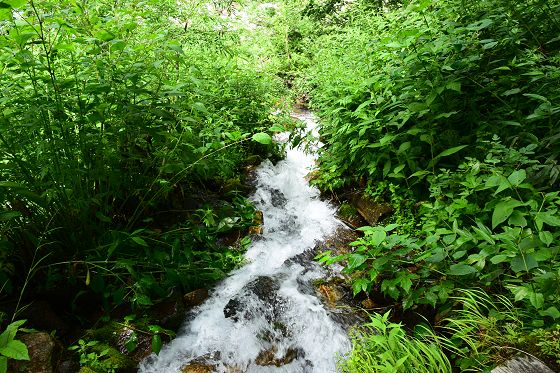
139 111 351 372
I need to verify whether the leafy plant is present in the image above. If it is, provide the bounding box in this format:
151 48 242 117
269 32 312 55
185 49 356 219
340 311 452 373
0 320 29 373
0 0 287 314
69 339 118 373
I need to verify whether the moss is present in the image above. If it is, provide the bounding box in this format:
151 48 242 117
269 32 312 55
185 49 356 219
85 322 122 344
338 203 358 219
92 343 136 369
529 325 560 366
79 368 98 373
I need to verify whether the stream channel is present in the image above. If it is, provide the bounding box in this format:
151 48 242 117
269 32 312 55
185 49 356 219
139 111 352 372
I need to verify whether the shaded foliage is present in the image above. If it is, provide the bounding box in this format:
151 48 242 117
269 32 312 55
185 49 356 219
0 0 285 314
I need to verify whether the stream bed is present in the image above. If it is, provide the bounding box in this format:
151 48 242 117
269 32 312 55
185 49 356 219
139 111 351 372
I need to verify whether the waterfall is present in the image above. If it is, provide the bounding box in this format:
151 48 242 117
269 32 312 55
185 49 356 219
139 111 350 373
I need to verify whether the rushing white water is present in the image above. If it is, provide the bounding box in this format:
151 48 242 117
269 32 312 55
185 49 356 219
139 112 350 373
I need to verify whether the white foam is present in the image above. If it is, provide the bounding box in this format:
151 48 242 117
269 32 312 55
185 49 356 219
139 112 350 372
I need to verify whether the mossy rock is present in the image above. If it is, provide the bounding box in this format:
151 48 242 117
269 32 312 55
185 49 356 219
338 203 358 219
85 321 122 344
79 367 98 373
92 343 136 370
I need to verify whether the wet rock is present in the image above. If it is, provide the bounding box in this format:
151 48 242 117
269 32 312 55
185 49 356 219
181 363 214 373
311 277 366 331
247 210 264 235
216 230 242 246
10 332 62 373
223 276 282 322
253 210 264 225
491 356 555 373
336 203 366 228
361 298 376 309
255 346 303 367
349 192 393 226
184 288 209 309
150 290 186 330
269 188 287 208
247 276 280 303
223 298 242 320
115 326 152 363
314 226 361 256
57 359 80 373
85 322 151 367
317 283 342 308
248 225 263 235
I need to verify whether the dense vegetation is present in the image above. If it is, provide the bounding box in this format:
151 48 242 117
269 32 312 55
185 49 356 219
292 0 560 370
0 0 292 367
1 0 560 371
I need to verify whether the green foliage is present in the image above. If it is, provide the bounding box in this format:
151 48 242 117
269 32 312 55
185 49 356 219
69 340 122 373
304 0 560 193
0 0 287 314
0 320 29 373
439 289 560 371
340 311 452 373
531 325 560 366
319 139 560 316
303 0 560 369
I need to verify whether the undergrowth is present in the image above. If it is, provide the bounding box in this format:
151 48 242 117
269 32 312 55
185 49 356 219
296 0 560 370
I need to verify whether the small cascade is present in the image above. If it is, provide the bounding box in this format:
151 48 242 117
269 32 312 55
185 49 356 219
139 111 350 373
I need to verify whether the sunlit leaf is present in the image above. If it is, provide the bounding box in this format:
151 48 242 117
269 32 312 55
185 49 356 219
448 264 476 276
251 133 272 145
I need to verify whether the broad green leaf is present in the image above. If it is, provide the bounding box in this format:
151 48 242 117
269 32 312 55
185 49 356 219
0 356 6 373
435 145 467 159
510 254 538 273
0 8 10 20
95 211 112 223
347 254 367 270
467 19 493 30
529 292 544 309
507 170 526 186
508 210 528 227
510 286 529 302
538 231 553 246
269 124 284 132
152 334 162 355
426 247 445 263
0 0 26 9
446 82 461 92
534 211 560 230
481 40 498 49
408 170 430 178
448 264 476 276
251 133 272 145
5 0 26 7
94 30 115 42
0 320 26 347
369 230 387 246
352 278 369 296
0 340 29 360
540 306 560 319
192 102 208 114
490 254 510 264
492 199 523 229
534 248 552 261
